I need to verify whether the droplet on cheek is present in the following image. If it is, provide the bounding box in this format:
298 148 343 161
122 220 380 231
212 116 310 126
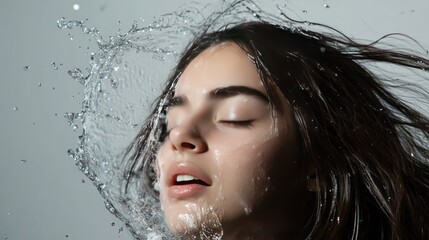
244 207 252 215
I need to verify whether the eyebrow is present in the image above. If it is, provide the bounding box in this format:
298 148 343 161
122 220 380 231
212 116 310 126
167 85 269 107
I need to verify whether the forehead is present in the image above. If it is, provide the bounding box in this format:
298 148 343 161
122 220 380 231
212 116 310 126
175 42 265 95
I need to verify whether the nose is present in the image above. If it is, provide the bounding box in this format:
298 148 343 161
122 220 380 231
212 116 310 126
169 124 208 153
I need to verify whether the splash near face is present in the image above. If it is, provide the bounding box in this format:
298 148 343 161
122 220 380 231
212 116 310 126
60 1 301 238
59 0 429 239
58 6 207 238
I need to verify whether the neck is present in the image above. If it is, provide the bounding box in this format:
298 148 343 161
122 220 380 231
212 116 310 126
222 224 303 240
221 205 305 240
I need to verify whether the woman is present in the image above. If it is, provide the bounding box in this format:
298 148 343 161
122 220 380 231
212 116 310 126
124 21 429 239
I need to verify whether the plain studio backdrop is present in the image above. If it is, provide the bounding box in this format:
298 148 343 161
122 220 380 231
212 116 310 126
0 0 428 239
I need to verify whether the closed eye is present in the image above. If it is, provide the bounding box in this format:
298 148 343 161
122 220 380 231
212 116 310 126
218 120 253 128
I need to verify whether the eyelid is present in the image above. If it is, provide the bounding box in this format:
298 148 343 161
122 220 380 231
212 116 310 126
218 120 254 128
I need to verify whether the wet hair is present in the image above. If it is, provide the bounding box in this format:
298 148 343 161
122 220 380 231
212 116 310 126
124 21 429 239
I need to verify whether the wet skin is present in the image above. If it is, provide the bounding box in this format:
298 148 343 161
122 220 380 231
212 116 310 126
156 42 306 239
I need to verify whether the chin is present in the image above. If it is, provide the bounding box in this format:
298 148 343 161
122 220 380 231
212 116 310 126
163 202 224 239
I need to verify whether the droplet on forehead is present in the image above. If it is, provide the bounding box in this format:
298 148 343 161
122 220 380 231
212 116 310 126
73 4 80 11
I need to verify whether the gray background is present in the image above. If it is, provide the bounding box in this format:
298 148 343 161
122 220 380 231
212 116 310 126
1 0 428 239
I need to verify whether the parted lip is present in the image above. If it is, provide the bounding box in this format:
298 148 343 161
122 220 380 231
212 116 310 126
166 162 212 187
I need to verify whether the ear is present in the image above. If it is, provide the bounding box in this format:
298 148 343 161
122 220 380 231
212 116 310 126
306 170 319 192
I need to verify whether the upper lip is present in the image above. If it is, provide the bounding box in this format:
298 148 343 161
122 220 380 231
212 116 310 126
166 162 212 187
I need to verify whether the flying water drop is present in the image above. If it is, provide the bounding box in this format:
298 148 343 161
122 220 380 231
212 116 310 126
51 62 59 70
67 68 87 85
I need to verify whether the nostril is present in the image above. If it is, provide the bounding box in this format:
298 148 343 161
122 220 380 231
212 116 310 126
181 142 196 149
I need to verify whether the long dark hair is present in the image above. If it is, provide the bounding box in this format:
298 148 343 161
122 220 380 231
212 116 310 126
124 21 429 239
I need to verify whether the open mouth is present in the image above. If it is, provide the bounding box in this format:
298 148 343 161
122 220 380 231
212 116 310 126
174 174 210 186
166 163 212 199
168 174 211 199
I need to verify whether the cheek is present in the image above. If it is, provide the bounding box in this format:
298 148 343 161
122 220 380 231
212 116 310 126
214 137 285 216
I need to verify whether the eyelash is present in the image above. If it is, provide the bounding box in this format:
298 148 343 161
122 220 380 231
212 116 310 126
165 97 184 108
219 120 253 128
160 120 253 141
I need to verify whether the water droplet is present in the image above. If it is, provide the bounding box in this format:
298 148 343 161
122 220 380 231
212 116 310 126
20 159 27 164
320 47 326 53
111 222 115 226
51 62 59 70
68 68 86 85
65 234 69 238
317 63 324 71
23 66 30 71
118 226 123 233
38 82 42 87
323 4 330 8
302 10 308 13
13 107 18 111
72 125 78 131
411 153 414 157
73 4 80 11
81 179 85 183
67 149 76 158
244 207 252 215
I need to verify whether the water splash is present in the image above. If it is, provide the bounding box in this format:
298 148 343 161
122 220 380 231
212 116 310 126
60 4 209 238
61 0 315 239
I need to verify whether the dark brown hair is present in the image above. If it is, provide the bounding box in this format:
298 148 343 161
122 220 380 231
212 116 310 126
124 21 429 239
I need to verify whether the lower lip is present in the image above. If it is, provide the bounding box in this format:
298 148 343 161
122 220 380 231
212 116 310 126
168 184 208 199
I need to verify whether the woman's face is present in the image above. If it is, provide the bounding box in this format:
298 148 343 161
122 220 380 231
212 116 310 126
156 42 302 237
